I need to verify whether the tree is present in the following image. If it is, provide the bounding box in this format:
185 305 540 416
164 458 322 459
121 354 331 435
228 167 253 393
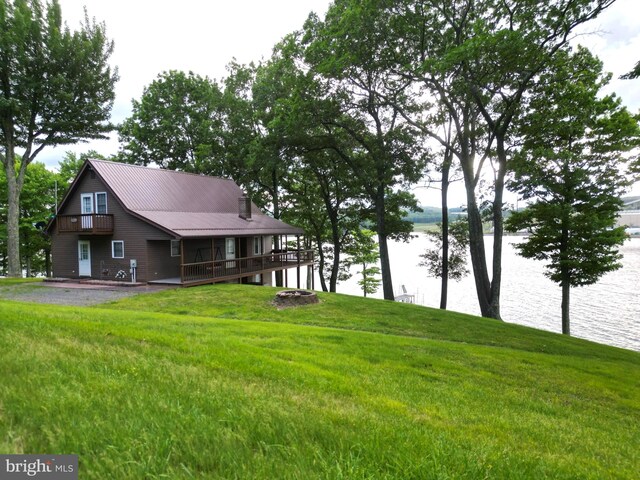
118 70 227 175
369 0 616 318
302 6 426 300
621 60 640 80
506 47 640 335
57 150 109 192
0 0 117 277
346 228 381 297
0 161 57 276
419 218 469 309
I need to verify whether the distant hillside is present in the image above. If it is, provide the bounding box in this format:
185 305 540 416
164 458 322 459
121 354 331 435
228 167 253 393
405 206 466 224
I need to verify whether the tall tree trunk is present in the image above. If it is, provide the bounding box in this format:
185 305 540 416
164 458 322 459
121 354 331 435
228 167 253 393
4 147 22 278
439 149 452 310
487 138 509 320
440 182 449 309
329 242 340 293
460 145 493 317
274 235 283 287
458 134 507 320
315 236 329 292
561 278 571 335
362 263 368 298
271 170 284 287
560 207 571 335
328 212 342 293
375 187 394 300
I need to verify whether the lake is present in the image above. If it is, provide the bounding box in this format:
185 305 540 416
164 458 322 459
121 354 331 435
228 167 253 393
326 235 640 352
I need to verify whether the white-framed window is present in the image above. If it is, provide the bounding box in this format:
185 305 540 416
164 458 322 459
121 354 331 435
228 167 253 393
170 240 181 257
80 193 93 214
112 240 124 259
95 192 108 214
253 236 262 255
226 238 235 257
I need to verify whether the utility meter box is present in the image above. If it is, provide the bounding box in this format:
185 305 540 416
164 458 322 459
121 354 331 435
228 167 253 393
130 259 137 268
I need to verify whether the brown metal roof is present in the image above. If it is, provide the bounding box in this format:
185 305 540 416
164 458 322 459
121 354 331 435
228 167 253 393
88 159 303 238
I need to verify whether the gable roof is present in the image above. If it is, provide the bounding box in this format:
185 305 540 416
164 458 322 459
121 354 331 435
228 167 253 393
58 159 303 238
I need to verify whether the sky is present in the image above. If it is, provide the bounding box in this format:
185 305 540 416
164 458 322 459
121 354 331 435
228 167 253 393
44 0 640 206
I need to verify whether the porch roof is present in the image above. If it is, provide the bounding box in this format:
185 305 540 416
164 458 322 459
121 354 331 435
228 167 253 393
138 211 303 238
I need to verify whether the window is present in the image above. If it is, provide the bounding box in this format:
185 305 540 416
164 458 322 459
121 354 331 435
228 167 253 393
254 236 262 255
112 240 124 259
170 240 181 257
226 238 235 256
81 193 93 214
95 192 107 214
81 192 107 214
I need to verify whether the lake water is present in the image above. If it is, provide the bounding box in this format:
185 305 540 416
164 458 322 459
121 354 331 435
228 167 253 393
324 235 640 352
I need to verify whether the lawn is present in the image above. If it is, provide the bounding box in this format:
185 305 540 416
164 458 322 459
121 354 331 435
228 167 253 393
1 281 638 479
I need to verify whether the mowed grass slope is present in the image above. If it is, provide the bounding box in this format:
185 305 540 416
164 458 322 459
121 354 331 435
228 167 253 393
0 283 638 479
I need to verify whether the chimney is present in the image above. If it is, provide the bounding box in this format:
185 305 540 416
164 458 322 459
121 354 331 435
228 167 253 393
239 195 252 220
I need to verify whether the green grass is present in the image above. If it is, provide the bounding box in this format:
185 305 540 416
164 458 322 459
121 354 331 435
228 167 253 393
0 277 43 286
412 223 440 234
1 284 639 479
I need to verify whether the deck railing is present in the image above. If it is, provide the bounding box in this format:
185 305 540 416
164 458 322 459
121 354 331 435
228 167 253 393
56 214 114 234
181 249 314 284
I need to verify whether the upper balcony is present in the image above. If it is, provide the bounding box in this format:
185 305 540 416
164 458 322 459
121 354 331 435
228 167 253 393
56 214 114 235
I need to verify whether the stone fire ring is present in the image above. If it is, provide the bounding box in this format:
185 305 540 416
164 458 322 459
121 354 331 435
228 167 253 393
274 290 319 308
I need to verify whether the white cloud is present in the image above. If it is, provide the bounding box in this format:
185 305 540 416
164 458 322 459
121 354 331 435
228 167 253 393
40 0 640 200
40 0 331 168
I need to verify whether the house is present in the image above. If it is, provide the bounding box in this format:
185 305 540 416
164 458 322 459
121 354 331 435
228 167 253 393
47 159 313 287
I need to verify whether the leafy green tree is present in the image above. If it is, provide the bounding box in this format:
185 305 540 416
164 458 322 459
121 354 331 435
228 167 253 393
220 61 266 198
419 218 469 310
621 60 640 80
1 161 57 276
346 229 381 297
0 0 117 277
506 47 640 335
19 162 57 275
282 149 363 293
118 70 227 175
246 36 371 293
368 0 616 318
302 6 426 300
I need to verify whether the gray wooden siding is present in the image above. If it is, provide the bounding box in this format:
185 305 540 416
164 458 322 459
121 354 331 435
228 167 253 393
146 240 181 280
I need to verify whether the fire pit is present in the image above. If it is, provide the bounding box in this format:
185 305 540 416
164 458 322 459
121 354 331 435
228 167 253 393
274 290 319 308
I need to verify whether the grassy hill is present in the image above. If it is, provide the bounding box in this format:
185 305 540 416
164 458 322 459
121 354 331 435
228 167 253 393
1 282 639 479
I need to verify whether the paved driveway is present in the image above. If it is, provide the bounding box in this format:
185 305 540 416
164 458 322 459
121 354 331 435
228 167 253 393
0 281 173 307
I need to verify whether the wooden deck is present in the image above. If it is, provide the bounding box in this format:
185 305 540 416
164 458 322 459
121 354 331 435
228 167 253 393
155 249 314 286
56 214 114 235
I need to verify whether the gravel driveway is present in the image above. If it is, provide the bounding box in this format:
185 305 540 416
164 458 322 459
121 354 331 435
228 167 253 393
0 282 172 307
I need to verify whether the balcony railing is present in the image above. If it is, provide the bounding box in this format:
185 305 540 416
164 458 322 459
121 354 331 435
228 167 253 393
181 249 314 285
56 214 114 235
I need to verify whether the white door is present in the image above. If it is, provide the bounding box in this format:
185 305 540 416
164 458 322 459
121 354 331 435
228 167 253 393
78 240 91 276
225 238 236 268
80 193 93 229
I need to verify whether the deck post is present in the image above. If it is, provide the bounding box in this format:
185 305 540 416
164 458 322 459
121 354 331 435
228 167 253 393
296 235 301 289
180 239 185 284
